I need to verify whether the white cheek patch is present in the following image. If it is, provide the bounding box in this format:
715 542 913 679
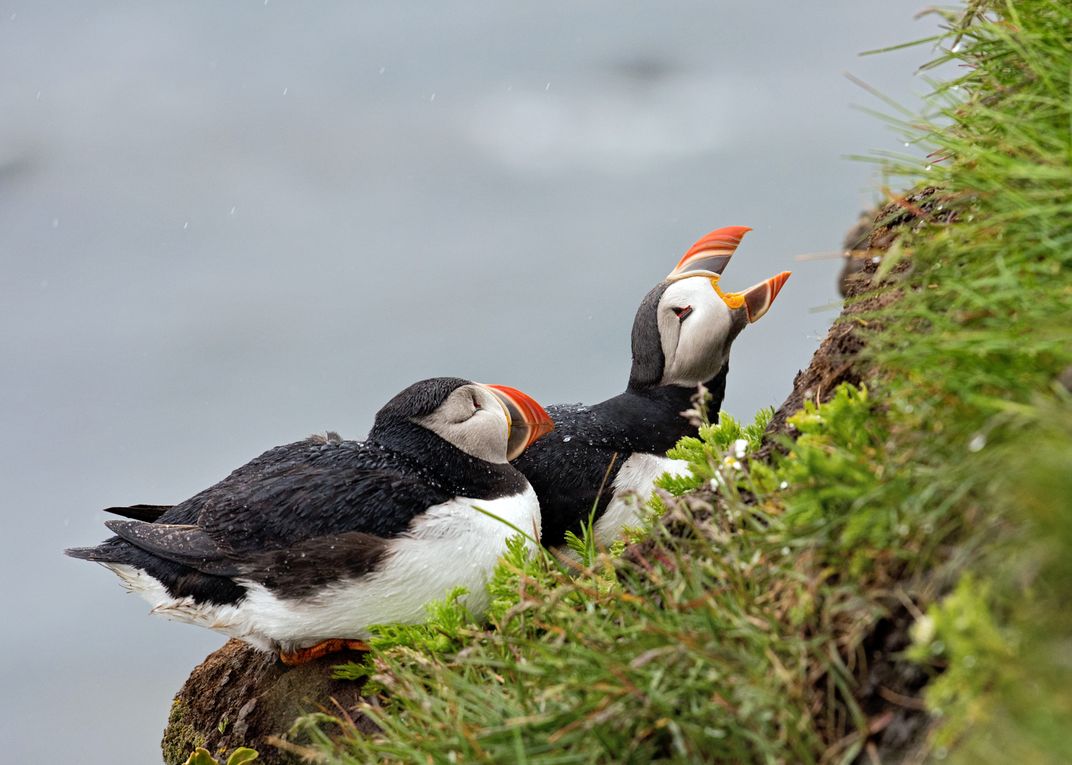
657 307 682 372
415 388 511 464
658 280 735 387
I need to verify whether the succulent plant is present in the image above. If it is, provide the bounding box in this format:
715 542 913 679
181 746 258 765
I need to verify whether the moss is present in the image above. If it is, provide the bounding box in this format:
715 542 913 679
162 700 208 765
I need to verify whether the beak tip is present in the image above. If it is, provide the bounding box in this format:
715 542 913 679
742 271 792 323
771 271 791 299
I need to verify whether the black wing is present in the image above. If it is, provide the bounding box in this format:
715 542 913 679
100 518 392 599
104 520 239 575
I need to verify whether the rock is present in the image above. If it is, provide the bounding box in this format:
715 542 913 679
837 187 959 298
838 209 875 298
1057 364 1072 394
161 639 376 765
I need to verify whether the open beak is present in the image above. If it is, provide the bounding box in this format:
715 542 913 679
484 384 555 461
722 271 792 323
666 226 752 281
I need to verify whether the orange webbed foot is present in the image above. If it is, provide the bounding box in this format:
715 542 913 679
278 639 370 666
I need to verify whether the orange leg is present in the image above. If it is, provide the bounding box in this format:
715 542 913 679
278 638 370 666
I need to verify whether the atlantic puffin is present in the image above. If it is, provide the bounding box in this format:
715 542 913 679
513 227 790 550
67 377 553 665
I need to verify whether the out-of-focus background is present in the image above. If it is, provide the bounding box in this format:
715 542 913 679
1 2 937 760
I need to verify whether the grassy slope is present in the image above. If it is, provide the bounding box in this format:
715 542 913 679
300 3 1071 763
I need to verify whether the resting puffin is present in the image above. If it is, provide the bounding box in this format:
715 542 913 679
66 378 553 665
513 227 790 550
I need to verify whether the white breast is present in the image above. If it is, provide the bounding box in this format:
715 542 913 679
593 453 690 547
118 486 541 652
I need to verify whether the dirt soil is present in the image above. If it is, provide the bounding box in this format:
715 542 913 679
762 186 954 451
758 187 955 763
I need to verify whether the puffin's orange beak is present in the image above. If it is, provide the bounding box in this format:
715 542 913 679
722 271 792 323
666 226 752 281
484 384 554 461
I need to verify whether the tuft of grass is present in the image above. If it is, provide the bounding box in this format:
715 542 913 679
303 2 1071 762
656 407 773 496
858 1 1072 759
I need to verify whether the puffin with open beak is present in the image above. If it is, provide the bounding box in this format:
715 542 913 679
66 378 553 665
512 226 790 550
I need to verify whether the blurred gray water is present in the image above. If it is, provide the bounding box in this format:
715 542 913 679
1 2 936 761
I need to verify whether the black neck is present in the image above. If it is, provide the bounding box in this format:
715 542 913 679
593 364 729 454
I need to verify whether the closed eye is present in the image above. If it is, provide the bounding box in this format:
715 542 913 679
452 390 482 422
672 305 693 322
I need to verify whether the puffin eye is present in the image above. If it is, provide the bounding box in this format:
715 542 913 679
672 305 693 322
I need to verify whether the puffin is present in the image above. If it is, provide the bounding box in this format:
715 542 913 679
66 377 553 665
512 227 790 550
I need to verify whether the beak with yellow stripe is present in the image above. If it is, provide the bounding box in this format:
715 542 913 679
484 384 555 461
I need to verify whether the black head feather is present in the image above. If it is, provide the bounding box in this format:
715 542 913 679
370 377 470 432
627 282 669 391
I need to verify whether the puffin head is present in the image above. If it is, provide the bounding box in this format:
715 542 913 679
372 377 554 464
628 227 791 390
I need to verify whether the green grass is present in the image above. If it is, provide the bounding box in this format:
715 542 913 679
301 2 1072 762
861 3 1072 759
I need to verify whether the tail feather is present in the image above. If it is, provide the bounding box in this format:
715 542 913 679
65 544 119 562
103 504 172 522
66 536 248 606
